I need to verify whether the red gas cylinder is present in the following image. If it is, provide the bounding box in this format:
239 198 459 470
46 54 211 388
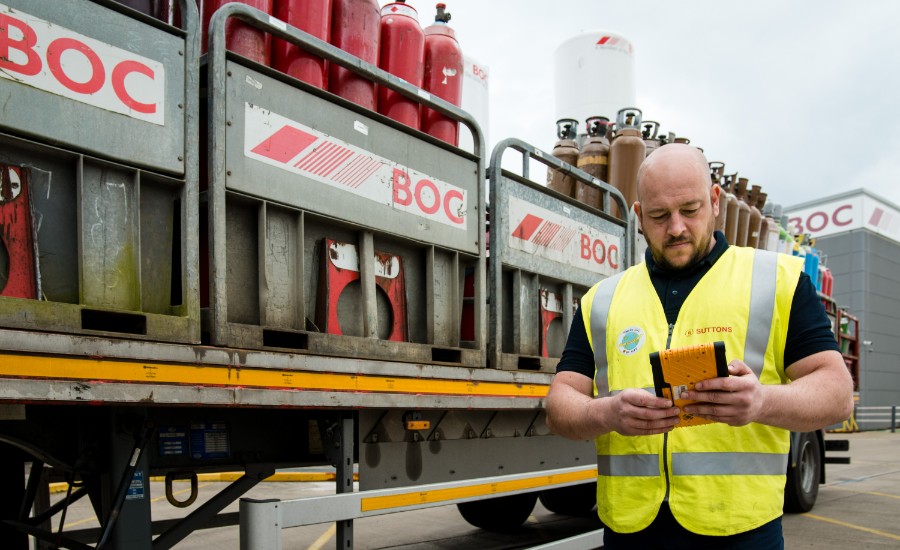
822 267 834 297
328 0 380 109
203 0 274 65
377 1 425 129
272 0 332 88
420 3 463 145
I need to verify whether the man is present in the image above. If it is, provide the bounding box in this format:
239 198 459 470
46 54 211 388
545 144 853 549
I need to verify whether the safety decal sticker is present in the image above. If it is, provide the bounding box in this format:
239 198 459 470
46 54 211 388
244 103 467 230
616 326 645 356
507 196 621 276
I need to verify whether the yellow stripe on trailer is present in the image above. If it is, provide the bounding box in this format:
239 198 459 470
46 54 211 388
48 471 361 493
0 353 548 399
360 468 597 512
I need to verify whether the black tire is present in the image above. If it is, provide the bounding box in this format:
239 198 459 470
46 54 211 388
457 492 538 532
538 482 597 517
784 431 821 513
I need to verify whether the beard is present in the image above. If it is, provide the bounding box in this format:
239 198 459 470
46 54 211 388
649 216 716 271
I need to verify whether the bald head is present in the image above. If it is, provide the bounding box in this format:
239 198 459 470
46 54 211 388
636 143 711 203
633 143 720 270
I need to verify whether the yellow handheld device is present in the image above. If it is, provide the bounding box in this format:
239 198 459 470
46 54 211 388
650 341 728 428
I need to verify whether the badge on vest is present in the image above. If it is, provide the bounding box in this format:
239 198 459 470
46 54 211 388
616 326 646 355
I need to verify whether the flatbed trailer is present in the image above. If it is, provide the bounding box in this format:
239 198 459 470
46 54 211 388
0 2 632 548
0 2 843 549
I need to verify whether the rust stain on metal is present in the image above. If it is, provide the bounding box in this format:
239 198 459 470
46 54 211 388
375 252 394 277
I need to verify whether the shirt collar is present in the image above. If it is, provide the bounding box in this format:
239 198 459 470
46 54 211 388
645 230 730 276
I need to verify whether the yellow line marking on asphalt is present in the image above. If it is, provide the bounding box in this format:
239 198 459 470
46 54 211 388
804 513 900 542
828 486 900 500
62 515 98 529
308 523 336 550
60 485 208 529
151 483 209 503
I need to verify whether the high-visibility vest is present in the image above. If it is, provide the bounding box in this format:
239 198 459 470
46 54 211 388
582 247 802 535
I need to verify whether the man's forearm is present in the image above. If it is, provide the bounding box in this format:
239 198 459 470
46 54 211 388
757 353 854 431
546 381 607 440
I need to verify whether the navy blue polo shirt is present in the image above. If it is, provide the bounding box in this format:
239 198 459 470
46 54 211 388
557 231 839 378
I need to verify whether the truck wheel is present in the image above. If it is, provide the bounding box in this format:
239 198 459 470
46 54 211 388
457 492 537 532
784 431 821 513
538 482 597 516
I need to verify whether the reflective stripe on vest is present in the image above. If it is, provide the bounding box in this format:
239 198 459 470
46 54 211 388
671 451 788 476
597 451 788 477
590 271 626 397
745 250 779 377
591 249 780 390
597 454 659 477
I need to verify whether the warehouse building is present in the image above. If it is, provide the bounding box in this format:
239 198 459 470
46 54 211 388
786 189 900 428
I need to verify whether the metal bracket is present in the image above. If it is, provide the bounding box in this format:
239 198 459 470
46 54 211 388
153 463 276 550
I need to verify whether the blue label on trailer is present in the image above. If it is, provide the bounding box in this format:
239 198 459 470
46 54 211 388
158 426 188 456
190 421 230 460
126 470 145 500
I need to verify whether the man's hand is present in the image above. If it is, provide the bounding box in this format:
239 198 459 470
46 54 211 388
603 389 681 436
546 372 680 440
681 360 766 426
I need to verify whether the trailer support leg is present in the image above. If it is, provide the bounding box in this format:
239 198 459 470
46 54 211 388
336 413 354 550
97 411 156 550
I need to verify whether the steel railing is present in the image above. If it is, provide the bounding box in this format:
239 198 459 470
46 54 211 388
853 405 898 433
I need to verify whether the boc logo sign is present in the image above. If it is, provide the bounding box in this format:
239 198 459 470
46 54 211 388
0 4 166 125
391 168 465 226
787 203 853 236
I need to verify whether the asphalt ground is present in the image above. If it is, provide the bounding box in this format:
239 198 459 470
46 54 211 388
40 430 900 549
781 430 900 549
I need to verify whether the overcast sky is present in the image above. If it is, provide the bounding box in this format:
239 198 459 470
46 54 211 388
397 0 900 211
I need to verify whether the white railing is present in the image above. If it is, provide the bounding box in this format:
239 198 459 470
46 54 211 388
239 465 599 550
853 405 898 432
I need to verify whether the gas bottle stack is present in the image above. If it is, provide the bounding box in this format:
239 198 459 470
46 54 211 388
547 107 649 219
121 0 465 143
702 164 834 297
543 102 839 299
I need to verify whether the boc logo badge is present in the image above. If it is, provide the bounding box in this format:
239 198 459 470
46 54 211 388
617 326 645 355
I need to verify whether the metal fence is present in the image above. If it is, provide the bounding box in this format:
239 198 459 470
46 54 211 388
853 405 898 433
842 405 899 433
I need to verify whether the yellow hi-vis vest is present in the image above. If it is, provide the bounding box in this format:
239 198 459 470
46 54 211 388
583 246 803 536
